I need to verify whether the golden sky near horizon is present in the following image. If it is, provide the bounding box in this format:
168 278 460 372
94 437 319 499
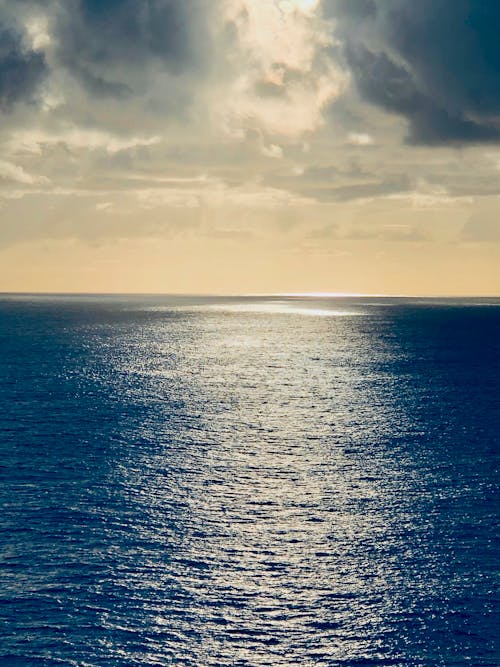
0 0 499 295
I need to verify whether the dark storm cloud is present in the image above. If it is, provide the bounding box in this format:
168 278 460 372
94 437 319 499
55 0 212 97
0 0 212 114
0 24 47 111
328 0 500 144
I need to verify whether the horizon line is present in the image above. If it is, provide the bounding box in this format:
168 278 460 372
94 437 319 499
0 291 499 299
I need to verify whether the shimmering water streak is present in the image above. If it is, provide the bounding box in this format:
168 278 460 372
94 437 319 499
0 296 498 666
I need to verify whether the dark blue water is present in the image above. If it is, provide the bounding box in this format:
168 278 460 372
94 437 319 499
0 295 498 666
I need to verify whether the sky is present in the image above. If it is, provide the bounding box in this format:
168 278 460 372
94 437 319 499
0 0 499 295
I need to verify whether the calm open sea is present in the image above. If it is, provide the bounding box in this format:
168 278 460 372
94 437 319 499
0 295 498 666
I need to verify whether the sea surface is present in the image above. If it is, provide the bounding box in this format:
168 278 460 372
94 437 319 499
0 294 499 666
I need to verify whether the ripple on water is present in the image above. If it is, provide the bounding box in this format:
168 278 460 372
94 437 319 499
0 296 499 666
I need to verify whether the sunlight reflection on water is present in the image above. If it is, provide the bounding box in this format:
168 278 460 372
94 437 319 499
140 299 361 317
203 301 360 317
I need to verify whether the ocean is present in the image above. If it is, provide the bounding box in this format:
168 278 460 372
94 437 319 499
0 295 498 666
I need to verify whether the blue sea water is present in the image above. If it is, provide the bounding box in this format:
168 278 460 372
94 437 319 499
0 294 498 666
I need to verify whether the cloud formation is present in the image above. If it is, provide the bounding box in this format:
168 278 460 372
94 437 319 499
55 0 212 97
0 23 46 111
2 0 500 148
329 0 500 144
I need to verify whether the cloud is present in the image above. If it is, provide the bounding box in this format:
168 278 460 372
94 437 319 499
95 201 113 212
347 132 374 146
344 224 429 242
8 128 161 154
0 23 47 111
0 0 345 144
293 174 411 202
0 160 47 184
54 0 212 97
216 0 346 138
329 0 500 144
261 143 284 159
135 180 312 210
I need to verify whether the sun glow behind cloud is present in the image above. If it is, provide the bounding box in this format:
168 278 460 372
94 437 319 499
218 0 346 138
